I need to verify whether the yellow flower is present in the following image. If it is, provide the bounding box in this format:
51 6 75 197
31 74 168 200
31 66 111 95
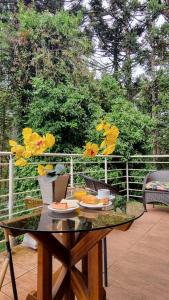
103 122 111 131
96 121 111 132
15 158 28 167
104 126 119 139
22 128 32 137
44 133 55 148
38 165 46 176
83 142 99 158
22 128 33 145
96 121 105 131
23 149 32 159
30 133 47 155
102 144 116 155
100 140 106 149
38 164 53 176
31 132 42 143
9 128 56 175
11 144 25 159
9 140 17 147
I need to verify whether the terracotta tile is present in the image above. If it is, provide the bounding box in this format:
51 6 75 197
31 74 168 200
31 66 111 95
0 292 11 300
108 262 169 299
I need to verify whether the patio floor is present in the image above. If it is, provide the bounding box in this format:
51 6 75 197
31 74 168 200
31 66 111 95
0 204 169 300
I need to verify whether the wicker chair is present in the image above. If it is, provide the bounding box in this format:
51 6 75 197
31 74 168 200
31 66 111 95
80 174 118 195
143 170 169 211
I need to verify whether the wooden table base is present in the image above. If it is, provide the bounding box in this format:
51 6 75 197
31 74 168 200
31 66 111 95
24 222 132 300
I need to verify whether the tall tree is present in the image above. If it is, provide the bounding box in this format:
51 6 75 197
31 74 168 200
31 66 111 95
88 0 143 99
136 0 169 154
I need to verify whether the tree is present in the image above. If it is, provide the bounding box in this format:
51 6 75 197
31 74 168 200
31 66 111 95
86 75 155 157
0 4 103 151
136 0 169 154
87 0 144 98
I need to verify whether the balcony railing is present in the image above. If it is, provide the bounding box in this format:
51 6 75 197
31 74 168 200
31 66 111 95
0 151 169 247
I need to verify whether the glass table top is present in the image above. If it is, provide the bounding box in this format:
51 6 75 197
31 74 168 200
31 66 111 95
0 193 144 233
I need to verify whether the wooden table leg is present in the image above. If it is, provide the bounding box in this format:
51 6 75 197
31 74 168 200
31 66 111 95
37 241 52 300
82 256 88 285
26 227 112 300
62 232 75 300
88 240 103 300
0 258 8 290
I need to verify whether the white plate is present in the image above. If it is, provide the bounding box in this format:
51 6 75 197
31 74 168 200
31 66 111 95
61 199 79 205
48 203 79 214
79 200 112 209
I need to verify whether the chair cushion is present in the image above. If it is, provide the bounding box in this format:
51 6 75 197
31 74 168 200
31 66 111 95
145 181 169 191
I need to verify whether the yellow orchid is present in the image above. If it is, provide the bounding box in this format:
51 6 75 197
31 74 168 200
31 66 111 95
23 148 32 159
9 128 56 174
103 122 111 131
22 128 33 145
96 121 105 131
11 144 25 159
44 133 55 148
9 140 18 147
100 139 106 149
15 158 28 167
96 121 111 132
83 142 99 158
83 121 119 158
28 133 47 155
104 126 119 139
102 144 116 155
38 164 53 176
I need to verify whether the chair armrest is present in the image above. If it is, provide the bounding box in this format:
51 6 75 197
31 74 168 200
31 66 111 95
142 172 152 192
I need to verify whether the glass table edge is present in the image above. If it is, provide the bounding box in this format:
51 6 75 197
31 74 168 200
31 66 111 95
0 210 145 234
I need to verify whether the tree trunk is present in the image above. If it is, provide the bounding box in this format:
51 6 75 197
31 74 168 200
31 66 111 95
149 19 159 156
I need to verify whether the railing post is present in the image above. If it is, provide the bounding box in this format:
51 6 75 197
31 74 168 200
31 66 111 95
104 157 108 183
8 154 14 218
70 156 74 188
126 160 129 201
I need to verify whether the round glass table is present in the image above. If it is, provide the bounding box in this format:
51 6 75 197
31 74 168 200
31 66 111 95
0 196 144 300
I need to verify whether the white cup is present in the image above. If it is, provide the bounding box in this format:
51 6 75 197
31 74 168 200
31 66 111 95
98 189 110 199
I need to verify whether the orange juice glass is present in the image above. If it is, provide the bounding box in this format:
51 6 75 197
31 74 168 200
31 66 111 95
73 188 87 201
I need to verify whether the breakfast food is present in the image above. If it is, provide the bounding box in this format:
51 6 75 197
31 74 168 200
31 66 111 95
81 194 98 204
51 202 68 210
80 195 109 206
98 198 109 205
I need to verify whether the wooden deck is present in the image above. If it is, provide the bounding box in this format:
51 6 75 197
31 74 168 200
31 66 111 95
0 204 169 300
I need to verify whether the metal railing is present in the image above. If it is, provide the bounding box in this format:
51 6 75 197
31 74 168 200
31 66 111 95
0 152 125 220
1 152 169 216
0 152 169 247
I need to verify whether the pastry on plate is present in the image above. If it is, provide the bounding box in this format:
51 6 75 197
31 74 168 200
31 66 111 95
51 202 68 210
81 195 98 204
98 198 109 205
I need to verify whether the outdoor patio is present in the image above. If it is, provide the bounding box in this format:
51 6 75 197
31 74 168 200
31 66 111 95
0 204 169 300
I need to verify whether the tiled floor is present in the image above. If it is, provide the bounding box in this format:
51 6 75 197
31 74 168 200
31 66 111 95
0 204 169 299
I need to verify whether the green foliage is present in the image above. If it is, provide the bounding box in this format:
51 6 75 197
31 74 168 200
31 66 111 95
0 6 92 134
27 79 102 152
113 195 127 212
108 98 155 157
0 1 168 172
86 75 155 157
